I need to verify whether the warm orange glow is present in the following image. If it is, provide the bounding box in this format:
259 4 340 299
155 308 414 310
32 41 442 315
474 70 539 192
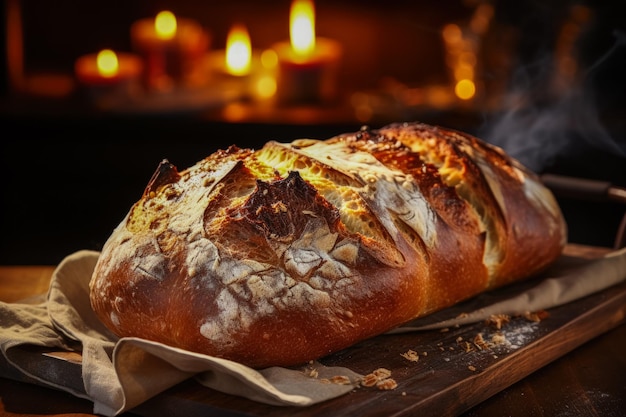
255 75 277 99
458 51 477 67
155 11 177 40
454 65 474 81
470 3 494 35
225 24 252 76
443 21 480 101
442 24 462 45
455 79 476 100
222 102 247 122
290 0 315 58
260 49 278 69
96 49 119 78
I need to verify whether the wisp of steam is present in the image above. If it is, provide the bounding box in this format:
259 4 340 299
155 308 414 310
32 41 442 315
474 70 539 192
479 29 626 173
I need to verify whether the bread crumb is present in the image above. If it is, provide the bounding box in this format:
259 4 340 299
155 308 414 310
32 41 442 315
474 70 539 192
372 368 392 379
440 327 450 332
360 373 379 387
308 369 319 378
473 333 488 350
360 368 397 390
376 378 398 390
401 349 419 362
329 375 352 385
468 365 477 372
486 314 511 329
461 341 474 352
302 361 320 378
523 310 549 322
491 332 507 345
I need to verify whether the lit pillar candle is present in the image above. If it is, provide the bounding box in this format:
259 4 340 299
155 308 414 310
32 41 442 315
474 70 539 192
272 0 342 105
74 49 142 107
442 23 478 102
131 10 210 91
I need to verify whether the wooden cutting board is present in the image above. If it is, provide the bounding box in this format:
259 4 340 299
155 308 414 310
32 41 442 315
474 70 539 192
126 246 626 417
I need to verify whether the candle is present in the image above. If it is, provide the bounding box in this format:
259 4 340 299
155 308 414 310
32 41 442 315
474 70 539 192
442 23 478 102
225 23 252 77
206 23 277 102
131 10 210 91
74 49 142 107
272 0 342 105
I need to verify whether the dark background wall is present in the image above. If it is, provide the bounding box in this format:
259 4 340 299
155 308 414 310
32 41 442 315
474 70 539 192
1 0 624 265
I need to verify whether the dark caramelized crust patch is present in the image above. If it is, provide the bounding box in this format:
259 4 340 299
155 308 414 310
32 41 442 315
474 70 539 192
243 171 341 240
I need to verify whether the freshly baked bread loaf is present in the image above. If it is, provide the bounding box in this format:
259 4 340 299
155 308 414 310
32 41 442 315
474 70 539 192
89 122 566 368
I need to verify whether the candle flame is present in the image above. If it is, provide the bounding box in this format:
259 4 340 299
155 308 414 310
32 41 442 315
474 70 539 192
455 79 476 100
225 24 252 76
443 22 478 101
96 49 119 78
290 0 315 58
155 10 177 40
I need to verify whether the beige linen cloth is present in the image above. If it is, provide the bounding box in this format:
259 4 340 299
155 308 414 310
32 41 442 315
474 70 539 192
1 248 625 416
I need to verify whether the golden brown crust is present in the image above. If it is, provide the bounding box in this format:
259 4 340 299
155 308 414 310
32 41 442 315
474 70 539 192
374 123 566 285
89 122 566 368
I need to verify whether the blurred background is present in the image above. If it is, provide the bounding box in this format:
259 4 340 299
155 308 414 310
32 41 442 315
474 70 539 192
1 0 624 264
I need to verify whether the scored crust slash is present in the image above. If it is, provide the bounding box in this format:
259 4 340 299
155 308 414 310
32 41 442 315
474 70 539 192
89 121 567 369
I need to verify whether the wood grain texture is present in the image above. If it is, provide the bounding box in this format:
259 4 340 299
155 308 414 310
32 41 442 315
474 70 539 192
0 266 55 303
464 324 626 417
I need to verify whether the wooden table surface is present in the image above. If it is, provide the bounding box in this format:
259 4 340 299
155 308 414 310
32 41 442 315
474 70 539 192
0 245 624 417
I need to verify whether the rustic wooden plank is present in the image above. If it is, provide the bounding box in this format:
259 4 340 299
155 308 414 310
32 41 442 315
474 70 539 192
0 265 56 303
463 324 626 417
131 272 626 417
